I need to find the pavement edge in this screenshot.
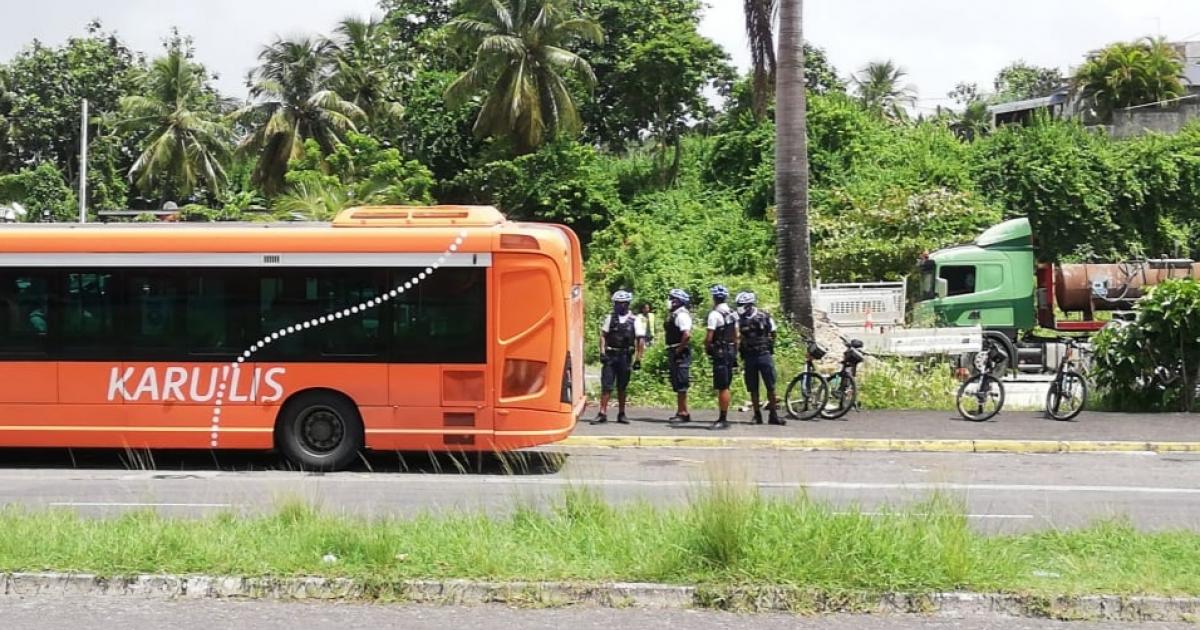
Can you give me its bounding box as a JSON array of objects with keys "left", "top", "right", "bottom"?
[
  {"left": 3, "top": 573, "right": 1200, "bottom": 622},
  {"left": 560, "top": 435, "right": 1200, "bottom": 454}
]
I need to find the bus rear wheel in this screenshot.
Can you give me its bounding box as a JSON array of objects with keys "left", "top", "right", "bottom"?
[{"left": 277, "top": 393, "right": 364, "bottom": 471}]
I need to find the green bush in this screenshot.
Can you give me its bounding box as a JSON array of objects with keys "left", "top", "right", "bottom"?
[
  {"left": 812, "top": 188, "right": 1001, "bottom": 283},
  {"left": 1091, "top": 279, "right": 1200, "bottom": 412},
  {"left": 443, "top": 140, "right": 624, "bottom": 243},
  {"left": 0, "top": 162, "right": 76, "bottom": 221}
]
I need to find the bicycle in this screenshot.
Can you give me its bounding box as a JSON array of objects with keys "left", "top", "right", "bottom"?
[
  {"left": 955, "top": 337, "right": 1007, "bottom": 421},
  {"left": 1045, "top": 337, "right": 1089, "bottom": 421},
  {"left": 821, "top": 338, "right": 865, "bottom": 420},
  {"left": 783, "top": 341, "right": 830, "bottom": 421}
]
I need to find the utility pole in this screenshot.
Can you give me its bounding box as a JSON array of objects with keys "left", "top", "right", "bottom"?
[{"left": 78, "top": 98, "right": 88, "bottom": 224}]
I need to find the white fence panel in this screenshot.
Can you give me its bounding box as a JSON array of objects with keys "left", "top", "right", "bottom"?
[{"left": 813, "top": 281, "right": 906, "bottom": 328}]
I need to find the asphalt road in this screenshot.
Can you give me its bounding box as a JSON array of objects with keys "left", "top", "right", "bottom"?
[
  {"left": 2, "top": 446, "right": 1200, "bottom": 532},
  {"left": 578, "top": 408, "right": 1200, "bottom": 443},
  {"left": 1, "top": 598, "right": 1194, "bottom": 630}
]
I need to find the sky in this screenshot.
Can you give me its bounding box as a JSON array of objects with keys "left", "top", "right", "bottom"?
[{"left": 2, "top": 0, "right": 1200, "bottom": 113}]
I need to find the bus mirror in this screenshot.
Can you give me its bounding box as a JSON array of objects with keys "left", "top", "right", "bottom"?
[{"left": 936, "top": 278, "right": 949, "bottom": 299}]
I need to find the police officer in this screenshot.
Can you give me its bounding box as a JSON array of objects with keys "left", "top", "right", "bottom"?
[
  {"left": 736, "top": 291, "right": 784, "bottom": 425},
  {"left": 705, "top": 285, "right": 739, "bottom": 431},
  {"left": 594, "top": 290, "right": 645, "bottom": 425},
  {"left": 664, "top": 288, "right": 693, "bottom": 424}
]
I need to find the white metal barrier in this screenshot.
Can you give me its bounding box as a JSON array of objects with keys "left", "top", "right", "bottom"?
[{"left": 813, "top": 280, "right": 906, "bottom": 329}]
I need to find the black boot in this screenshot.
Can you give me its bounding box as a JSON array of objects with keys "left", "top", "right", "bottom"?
[
  {"left": 669, "top": 413, "right": 691, "bottom": 424},
  {"left": 616, "top": 412, "right": 630, "bottom": 425},
  {"left": 711, "top": 413, "right": 731, "bottom": 431},
  {"left": 752, "top": 409, "right": 764, "bottom": 425},
  {"left": 768, "top": 409, "right": 786, "bottom": 426},
  {"left": 591, "top": 412, "right": 608, "bottom": 425}
]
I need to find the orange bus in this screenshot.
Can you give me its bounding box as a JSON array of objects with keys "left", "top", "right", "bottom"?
[{"left": 0, "top": 205, "right": 585, "bottom": 470}]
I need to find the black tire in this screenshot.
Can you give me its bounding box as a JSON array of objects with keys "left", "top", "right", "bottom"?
[
  {"left": 967, "top": 333, "right": 1013, "bottom": 378},
  {"left": 956, "top": 374, "right": 1005, "bottom": 422},
  {"left": 1045, "top": 370, "right": 1088, "bottom": 421},
  {"left": 277, "top": 393, "right": 364, "bottom": 471},
  {"left": 784, "top": 371, "right": 828, "bottom": 421},
  {"left": 820, "top": 373, "right": 857, "bottom": 420}
]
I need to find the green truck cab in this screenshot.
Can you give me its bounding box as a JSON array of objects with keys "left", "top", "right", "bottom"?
[{"left": 912, "top": 218, "right": 1036, "bottom": 336}]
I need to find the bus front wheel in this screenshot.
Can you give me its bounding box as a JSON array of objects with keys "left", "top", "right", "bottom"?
[{"left": 277, "top": 392, "right": 364, "bottom": 471}]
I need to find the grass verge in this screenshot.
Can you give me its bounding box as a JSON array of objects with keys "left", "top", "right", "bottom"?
[{"left": 2, "top": 485, "right": 1199, "bottom": 597}]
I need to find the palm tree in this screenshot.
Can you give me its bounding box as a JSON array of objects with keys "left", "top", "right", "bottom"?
[
  {"left": 236, "top": 37, "right": 365, "bottom": 195},
  {"left": 1073, "top": 37, "right": 1186, "bottom": 121},
  {"left": 330, "top": 16, "right": 404, "bottom": 130},
  {"left": 744, "top": 0, "right": 777, "bottom": 120},
  {"left": 774, "top": 0, "right": 813, "bottom": 330},
  {"left": 444, "top": 0, "right": 604, "bottom": 154},
  {"left": 853, "top": 60, "right": 918, "bottom": 121},
  {"left": 116, "top": 47, "right": 233, "bottom": 200}
]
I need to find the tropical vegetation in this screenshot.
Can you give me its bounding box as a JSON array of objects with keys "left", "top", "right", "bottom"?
[{"left": 0, "top": 7, "right": 1198, "bottom": 406}]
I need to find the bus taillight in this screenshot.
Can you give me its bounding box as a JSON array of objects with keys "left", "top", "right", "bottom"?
[{"left": 561, "top": 352, "right": 573, "bottom": 404}]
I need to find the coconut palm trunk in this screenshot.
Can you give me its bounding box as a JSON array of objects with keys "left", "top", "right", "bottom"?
[{"left": 774, "top": 0, "right": 813, "bottom": 330}]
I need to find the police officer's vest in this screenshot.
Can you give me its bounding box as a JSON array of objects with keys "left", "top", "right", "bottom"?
[
  {"left": 712, "top": 306, "right": 738, "bottom": 359},
  {"left": 605, "top": 313, "right": 636, "bottom": 352},
  {"left": 739, "top": 309, "right": 774, "bottom": 356},
  {"left": 665, "top": 308, "right": 687, "bottom": 346}
]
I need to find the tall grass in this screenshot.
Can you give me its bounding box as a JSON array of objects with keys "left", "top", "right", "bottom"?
[{"left": 1, "top": 486, "right": 1199, "bottom": 596}]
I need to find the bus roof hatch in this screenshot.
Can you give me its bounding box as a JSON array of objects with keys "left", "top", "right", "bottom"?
[{"left": 332, "top": 205, "right": 506, "bottom": 228}]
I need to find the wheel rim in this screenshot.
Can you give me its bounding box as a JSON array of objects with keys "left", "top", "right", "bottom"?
[
  {"left": 1050, "top": 375, "right": 1085, "bottom": 418},
  {"left": 298, "top": 405, "right": 345, "bottom": 454},
  {"left": 959, "top": 377, "right": 1002, "bottom": 420},
  {"left": 787, "top": 375, "right": 817, "bottom": 416}
]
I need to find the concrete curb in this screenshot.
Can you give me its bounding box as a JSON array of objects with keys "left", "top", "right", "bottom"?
[
  {"left": 561, "top": 435, "right": 1200, "bottom": 454},
  {"left": 3, "top": 573, "right": 1200, "bottom": 622}
]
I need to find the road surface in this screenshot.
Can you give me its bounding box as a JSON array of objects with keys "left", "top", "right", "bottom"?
[
  {"left": 2, "top": 446, "right": 1200, "bottom": 532},
  {"left": 576, "top": 408, "right": 1200, "bottom": 443},
  {"left": 0, "top": 598, "right": 1193, "bottom": 630}
]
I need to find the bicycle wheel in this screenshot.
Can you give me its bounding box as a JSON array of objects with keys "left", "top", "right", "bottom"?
[
  {"left": 1045, "top": 370, "right": 1087, "bottom": 421},
  {"left": 956, "top": 374, "right": 1005, "bottom": 422},
  {"left": 820, "top": 373, "right": 857, "bottom": 420},
  {"left": 784, "top": 371, "right": 828, "bottom": 421}
]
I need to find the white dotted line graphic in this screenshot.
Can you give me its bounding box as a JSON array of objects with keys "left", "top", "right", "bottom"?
[{"left": 208, "top": 230, "right": 469, "bottom": 448}]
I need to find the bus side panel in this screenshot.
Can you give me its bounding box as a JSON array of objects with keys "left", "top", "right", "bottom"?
[{"left": 491, "top": 253, "right": 573, "bottom": 449}]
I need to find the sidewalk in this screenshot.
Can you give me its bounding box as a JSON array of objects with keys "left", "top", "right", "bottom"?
[{"left": 565, "top": 407, "right": 1200, "bottom": 453}]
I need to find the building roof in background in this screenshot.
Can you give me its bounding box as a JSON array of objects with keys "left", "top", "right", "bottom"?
[
  {"left": 987, "top": 91, "right": 1068, "bottom": 116},
  {"left": 1181, "top": 41, "right": 1200, "bottom": 86}
]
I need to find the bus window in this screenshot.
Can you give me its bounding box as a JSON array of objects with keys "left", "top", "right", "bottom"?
[
  {"left": 318, "top": 271, "right": 385, "bottom": 358},
  {"left": 0, "top": 271, "right": 49, "bottom": 354},
  {"left": 186, "top": 273, "right": 244, "bottom": 356},
  {"left": 939, "top": 265, "right": 977, "bottom": 297},
  {"left": 393, "top": 268, "right": 486, "bottom": 364},
  {"left": 61, "top": 272, "right": 116, "bottom": 355},
  {"left": 127, "top": 273, "right": 181, "bottom": 353}
]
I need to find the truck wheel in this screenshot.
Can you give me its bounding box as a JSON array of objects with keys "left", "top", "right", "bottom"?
[
  {"left": 277, "top": 393, "right": 364, "bottom": 471},
  {"left": 968, "top": 333, "right": 1013, "bottom": 378}
]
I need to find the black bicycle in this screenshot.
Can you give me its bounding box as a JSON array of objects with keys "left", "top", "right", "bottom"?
[
  {"left": 1045, "top": 337, "right": 1088, "bottom": 421},
  {"left": 784, "top": 341, "right": 829, "bottom": 421},
  {"left": 821, "top": 339, "right": 864, "bottom": 420},
  {"left": 955, "top": 337, "right": 1008, "bottom": 421}
]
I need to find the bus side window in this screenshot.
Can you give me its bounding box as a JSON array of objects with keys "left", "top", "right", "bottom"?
[
  {"left": 126, "top": 273, "right": 181, "bottom": 353},
  {"left": 0, "top": 271, "right": 49, "bottom": 355},
  {"left": 392, "top": 268, "right": 485, "bottom": 364},
  {"left": 61, "top": 272, "right": 116, "bottom": 353}
]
